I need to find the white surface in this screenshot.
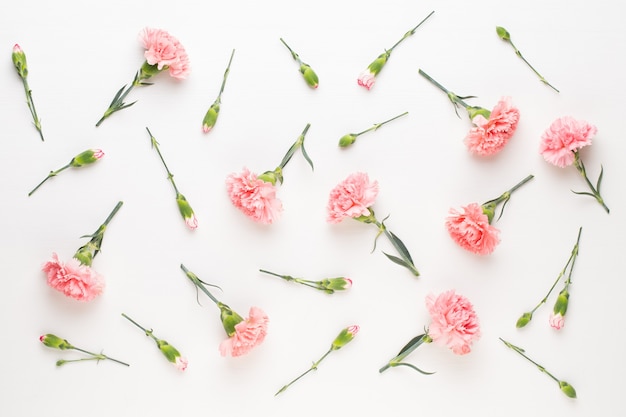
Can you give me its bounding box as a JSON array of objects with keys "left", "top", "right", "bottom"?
[{"left": 2, "top": 0, "right": 625, "bottom": 415}]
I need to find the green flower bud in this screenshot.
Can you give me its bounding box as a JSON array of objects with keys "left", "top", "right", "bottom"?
[
  {"left": 338, "top": 134, "right": 357, "bottom": 147},
  {"left": 300, "top": 64, "right": 319, "bottom": 89},
  {"left": 219, "top": 303, "right": 244, "bottom": 337},
  {"left": 368, "top": 52, "right": 390, "bottom": 76},
  {"left": 176, "top": 193, "right": 198, "bottom": 230},
  {"left": 516, "top": 312, "right": 532, "bottom": 328},
  {"left": 553, "top": 289, "right": 569, "bottom": 315},
  {"left": 40, "top": 334, "right": 72, "bottom": 350},
  {"left": 323, "top": 278, "right": 352, "bottom": 292},
  {"left": 559, "top": 380, "right": 577, "bottom": 398},
  {"left": 331, "top": 325, "right": 359, "bottom": 350},
  {"left": 70, "top": 149, "right": 105, "bottom": 167},
  {"left": 12, "top": 44, "right": 28, "bottom": 79},
  {"left": 496, "top": 26, "right": 511, "bottom": 41},
  {"left": 202, "top": 103, "right": 220, "bottom": 133}
]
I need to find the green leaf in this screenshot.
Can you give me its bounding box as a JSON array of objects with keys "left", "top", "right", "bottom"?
[
  {"left": 571, "top": 190, "right": 595, "bottom": 197},
  {"left": 394, "top": 362, "right": 436, "bottom": 375},
  {"left": 382, "top": 252, "right": 418, "bottom": 277},
  {"left": 396, "top": 334, "right": 426, "bottom": 356},
  {"left": 596, "top": 165, "right": 604, "bottom": 192},
  {"left": 386, "top": 230, "right": 413, "bottom": 263},
  {"left": 301, "top": 143, "right": 314, "bottom": 171}
]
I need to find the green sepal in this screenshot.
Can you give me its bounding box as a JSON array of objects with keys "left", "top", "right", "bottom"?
[
  {"left": 338, "top": 134, "right": 357, "bottom": 147},
  {"left": 516, "top": 312, "right": 532, "bottom": 328},
  {"left": 202, "top": 102, "right": 220, "bottom": 131},
  {"left": 368, "top": 52, "right": 390, "bottom": 75},
  {"left": 496, "top": 26, "right": 511, "bottom": 41},
  {"left": 219, "top": 303, "right": 244, "bottom": 336},
  {"left": 559, "top": 381, "right": 577, "bottom": 398},
  {"left": 300, "top": 64, "right": 319, "bottom": 88}
]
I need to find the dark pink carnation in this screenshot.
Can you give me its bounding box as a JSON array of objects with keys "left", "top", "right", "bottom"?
[
  {"left": 539, "top": 116, "right": 596, "bottom": 168},
  {"left": 426, "top": 290, "right": 481, "bottom": 355},
  {"left": 445, "top": 203, "right": 500, "bottom": 255},
  {"left": 464, "top": 97, "right": 520, "bottom": 156},
  {"left": 42, "top": 253, "right": 104, "bottom": 302},
  {"left": 226, "top": 168, "right": 283, "bottom": 224},
  {"left": 139, "top": 27, "right": 190, "bottom": 79},
  {"left": 327, "top": 172, "right": 379, "bottom": 223},
  {"left": 219, "top": 307, "right": 269, "bottom": 357}
]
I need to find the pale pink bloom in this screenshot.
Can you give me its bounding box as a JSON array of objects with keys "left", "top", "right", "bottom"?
[
  {"left": 93, "top": 149, "right": 105, "bottom": 159},
  {"left": 185, "top": 214, "right": 198, "bottom": 230},
  {"left": 445, "top": 203, "right": 500, "bottom": 255},
  {"left": 327, "top": 172, "right": 379, "bottom": 223},
  {"left": 13, "top": 44, "right": 22, "bottom": 54},
  {"left": 464, "top": 97, "right": 520, "bottom": 156},
  {"left": 357, "top": 70, "right": 376, "bottom": 90},
  {"left": 139, "top": 27, "right": 190, "bottom": 79},
  {"left": 225, "top": 168, "right": 283, "bottom": 224},
  {"left": 549, "top": 312, "right": 565, "bottom": 330},
  {"left": 426, "top": 290, "right": 481, "bottom": 355},
  {"left": 219, "top": 306, "right": 269, "bottom": 357},
  {"left": 539, "top": 116, "right": 596, "bottom": 168},
  {"left": 42, "top": 253, "right": 104, "bottom": 302},
  {"left": 175, "top": 356, "right": 189, "bottom": 371}
]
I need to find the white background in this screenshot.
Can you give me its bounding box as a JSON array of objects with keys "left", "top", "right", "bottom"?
[{"left": 2, "top": 0, "right": 625, "bottom": 415}]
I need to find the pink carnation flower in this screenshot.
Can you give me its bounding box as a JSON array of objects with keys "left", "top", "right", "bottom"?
[
  {"left": 357, "top": 70, "right": 376, "bottom": 90},
  {"left": 445, "top": 203, "right": 500, "bottom": 255},
  {"left": 327, "top": 172, "right": 379, "bottom": 223},
  {"left": 219, "top": 307, "right": 269, "bottom": 357},
  {"left": 175, "top": 356, "right": 189, "bottom": 371},
  {"left": 42, "top": 253, "right": 104, "bottom": 302},
  {"left": 139, "top": 27, "right": 190, "bottom": 79},
  {"left": 464, "top": 97, "right": 520, "bottom": 156},
  {"left": 426, "top": 290, "right": 481, "bottom": 355},
  {"left": 549, "top": 312, "right": 565, "bottom": 330},
  {"left": 539, "top": 116, "right": 596, "bottom": 168},
  {"left": 225, "top": 168, "right": 283, "bottom": 224}
]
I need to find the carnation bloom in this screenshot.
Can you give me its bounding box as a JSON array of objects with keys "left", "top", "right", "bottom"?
[
  {"left": 539, "top": 116, "right": 596, "bottom": 168},
  {"left": 445, "top": 203, "right": 500, "bottom": 255},
  {"left": 219, "top": 306, "right": 269, "bottom": 357},
  {"left": 326, "top": 172, "right": 379, "bottom": 223},
  {"left": 42, "top": 253, "right": 104, "bottom": 302},
  {"left": 464, "top": 97, "right": 520, "bottom": 156},
  {"left": 226, "top": 168, "right": 283, "bottom": 224},
  {"left": 425, "top": 290, "right": 481, "bottom": 355},
  {"left": 139, "top": 27, "right": 190, "bottom": 79},
  {"left": 549, "top": 312, "right": 565, "bottom": 330},
  {"left": 175, "top": 356, "right": 189, "bottom": 371},
  {"left": 357, "top": 69, "right": 376, "bottom": 90}
]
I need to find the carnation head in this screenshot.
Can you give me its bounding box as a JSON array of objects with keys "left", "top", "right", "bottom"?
[
  {"left": 139, "top": 27, "right": 190, "bottom": 79},
  {"left": 326, "top": 172, "right": 379, "bottom": 223},
  {"left": 464, "top": 97, "right": 520, "bottom": 156},
  {"left": 445, "top": 203, "right": 500, "bottom": 255},
  {"left": 539, "top": 116, "right": 596, "bottom": 168},
  {"left": 425, "top": 290, "right": 480, "bottom": 355},
  {"left": 331, "top": 325, "right": 359, "bottom": 350},
  {"left": 42, "top": 253, "right": 105, "bottom": 302},
  {"left": 219, "top": 306, "right": 269, "bottom": 357},
  {"left": 226, "top": 168, "right": 283, "bottom": 224}
]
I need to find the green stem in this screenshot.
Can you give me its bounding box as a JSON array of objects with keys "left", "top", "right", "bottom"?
[
  {"left": 146, "top": 127, "right": 180, "bottom": 195},
  {"left": 505, "top": 38, "right": 559, "bottom": 93},
  {"left": 215, "top": 49, "right": 235, "bottom": 103},
  {"left": 499, "top": 338, "right": 559, "bottom": 383},
  {"left": 418, "top": 68, "right": 473, "bottom": 114},
  {"left": 355, "top": 111, "right": 408, "bottom": 137},
  {"left": 572, "top": 152, "right": 609, "bottom": 213},
  {"left": 28, "top": 163, "right": 71, "bottom": 196},
  {"left": 21, "top": 77, "right": 44, "bottom": 141},
  {"left": 121, "top": 313, "right": 159, "bottom": 343},
  {"left": 279, "top": 38, "right": 301, "bottom": 64},
  {"left": 180, "top": 263, "right": 221, "bottom": 305},
  {"left": 101, "top": 201, "right": 124, "bottom": 228},
  {"left": 563, "top": 227, "right": 582, "bottom": 290},
  {"left": 387, "top": 11, "right": 435, "bottom": 52},
  {"left": 482, "top": 174, "right": 534, "bottom": 223},
  {"left": 70, "top": 346, "right": 130, "bottom": 367},
  {"left": 275, "top": 348, "right": 333, "bottom": 396}
]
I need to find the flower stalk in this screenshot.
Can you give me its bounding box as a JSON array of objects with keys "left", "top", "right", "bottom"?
[
  {"left": 28, "top": 149, "right": 105, "bottom": 196},
  {"left": 280, "top": 38, "right": 319, "bottom": 88},
  {"left": 480, "top": 174, "right": 534, "bottom": 224},
  {"left": 516, "top": 227, "right": 582, "bottom": 328},
  {"left": 275, "top": 325, "right": 358, "bottom": 396},
  {"left": 202, "top": 49, "right": 235, "bottom": 133},
  {"left": 12, "top": 44, "right": 44, "bottom": 141},
  {"left": 259, "top": 269, "right": 351, "bottom": 294},
  {"left": 496, "top": 26, "right": 559, "bottom": 93},
  {"left": 73, "top": 201, "right": 123, "bottom": 266},
  {"left": 418, "top": 69, "right": 484, "bottom": 118},
  {"left": 40, "top": 334, "right": 129, "bottom": 367},
  {"left": 259, "top": 123, "right": 314, "bottom": 185},
  {"left": 338, "top": 111, "right": 408, "bottom": 147},
  {"left": 572, "top": 152, "right": 609, "bottom": 213},
  {"left": 499, "top": 337, "right": 576, "bottom": 398},
  {"left": 146, "top": 127, "right": 198, "bottom": 229}
]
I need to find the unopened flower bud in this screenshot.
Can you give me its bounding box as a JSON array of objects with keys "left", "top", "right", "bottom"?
[
  {"left": 338, "top": 134, "right": 357, "bottom": 147},
  {"left": 202, "top": 102, "right": 220, "bottom": 133},
  {"left": 324, "top": 277, "right": 352, "bottom": 292},
  {"left": 516, "top": 312, "right": 532, "bottom": 328},
  {"left": 331, "top": 325, "right": 359, "bottom": 350},
  {"left": 176, "top": 193, "right": 198, "bottom": 230},
  {"left": 368, "top": 52, "right": 389, "bottom": 76},
  {"left": 40, "top": 334, "right": 72, "bottom": 350},
  {"left": 553, "top": 289, "right": 569, "bottom": 316},
  {"left": 300, "top": 64, "right": 319, "bottom": 89},
  {"left": 559, "top": 380, "right": 577, "bottom": 398},
  {"left": 70, "top": 149, "right": 105, "bottom": 167},
  {"left": 496, "top": 26, "right": 511, "bottom": 41},
  {"left": 12, "top": 44, "right": 28, "bottom": 79},
  {"left": 157, "top": 340, "right": 188, "bottom": 371}
]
